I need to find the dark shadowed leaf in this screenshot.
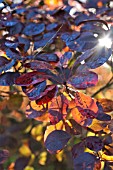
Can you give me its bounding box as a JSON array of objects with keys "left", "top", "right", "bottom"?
[
  {"left": 0, "top": 134, "right": 17, "bottom": 148},
  {"left": 45, "top": 130, "right": 71, "bottom": 152},
  {"left": 34, "top": 32, "right": 55, "bottom": 49},
  {"left": 96, "top": 102, "right": 111, "bottom": 121},
  {"left": 49, "top": 109, "right": 63, "bottom": 125},
  {"left": 104, "top": 162, "right": 112, "bottom": 170},
  {"left": 0, "top": 58, "right": 16, "bottom": 73},
  {"left": 18, "top": 36, "right": 30, "bottom": 52},
  {"left": 103, "top": 135, "right": 112, "bottom": 145},
  {"left": 72, "top": 142, "right": 85, "bottom": 159},
  {"left": 14, "top": 157, "right": 30, "bottom": 170},
  {"left": 73, "top": 152, "right": 98, "bottom": 170},
  {"left": 23, "top": 22, "right": 45, "bottom": 36},
  {"left": 35, "top": 53, "right": 59, "bottom": 63},
  {"left": 15, "top": 71, "right": 46, "bottom": 86},
  {"left": 0, "top": 56, "right": 11, "bottom": 67},
  {"left": 68, "top": 71, "right": 98, "bottom": 89},
  {"left": 108, "top": 119, "right": 113, "bottom": 133},
  {"left": 85, "top": 136, "right": 103, "bottom": 152},
  {"left": 9, "top": 22, "right": 23, "bottom": 35},
  {"left": 0, "top": 150, "right": 9, "bottom": 164},
  {"left": 0, "top": 72, "right": 20, "bottom": 86}
]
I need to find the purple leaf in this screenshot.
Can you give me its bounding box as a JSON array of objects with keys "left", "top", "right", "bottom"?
[
  {"left": 96, "top": 102, "right": 111, "bottom": 121},
  {"left": 68, "top": 71, "right": 98, "bottom": 89},
  {"left": 14, "top": 157, "right": 30, "bottom": 170},
  {"left": 24, "top": 60, "right": 53, "bottom": 70},
  {"left": 3, "top": 19, "right": 18, "bottom": 27},
  {"left": 18, "top": 36, "right": 30, "bottom": 52},
  {"left": 72, "top": 142, "right": 85, "bottom": 159},
  {"left": 22, "top": 81, "right": 46, "bottom": 100},
  {"left": 60, "top": 52, "right": 72, "bottom": 66},
  {"left": 85, "top": 136, "right": 103, "bottom": 152},
  {"left": 0, "top": 59, "right": 16, "bottom": 73},
  {"left": 34, "top": 32, "right": 55, "bottom": 49},
  {"left": 0, "top": 72, "right": 20, "bottom": 86},
  {"left": 35, "top": 53, "right": 59, "bottom": 63},
  {"left": 85, "top": 47, "right": 112, "bottom": 69},
  {"left": 49, "top": 109, "right": 63, "bottom": 124},
  {"left": 9, "top": 22, "right": 23, "bottom": 35},
  {"left": 45, "top": 130, "right": 71, "bottom": 152},
  {"left": 0, "top": 150, "right": 9, "bottom": 164},
  {"left": 74, "top": 152, "right": 98, "bottom": 170},
  {"left": 0, "top": 56, "right": 10, "bottom": 67},
  {"left": 5, "top": 48, "right": 21, "bottom": 60},
  {"left": 46, "top": 23, "right": 58, "bottom": 31},
  {"left": 23, "top": 22, "right": 45, "bottom": 36}
]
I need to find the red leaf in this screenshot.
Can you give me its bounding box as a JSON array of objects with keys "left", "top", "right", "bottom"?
[
  {"left": 24, "top": 60, "right": 53, "bottom": 70},
  {"left": 36, "top": 85, "right": 57, "bottom": 105},
  {"left": 15, "top": 71, "right": 46, "bottom": 86}
]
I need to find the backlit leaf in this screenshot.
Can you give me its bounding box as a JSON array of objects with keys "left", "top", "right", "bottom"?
[
  {"left": 36, "top": 85, "right": 57, "bottom": 105},
  {"left": 97, "top": 99, "right": 113, "bottom": 112}
]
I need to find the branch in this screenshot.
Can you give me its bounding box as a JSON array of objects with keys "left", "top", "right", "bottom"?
[{"left": 91, "top": 76, "right": 113, "bottom": 98}]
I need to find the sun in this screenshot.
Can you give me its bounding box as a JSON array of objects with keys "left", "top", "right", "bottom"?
[{"left": 98, "top": 36, "right": 112, "bottom": 49}]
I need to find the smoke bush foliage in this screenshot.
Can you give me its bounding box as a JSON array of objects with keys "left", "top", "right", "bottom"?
[{"left": 0, "top": 0, "right": 113, "bottom": 169}]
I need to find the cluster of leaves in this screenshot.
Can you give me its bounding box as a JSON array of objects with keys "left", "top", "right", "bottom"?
[{"left": 0, "top": 0, "right": 113, "bottom": 169}]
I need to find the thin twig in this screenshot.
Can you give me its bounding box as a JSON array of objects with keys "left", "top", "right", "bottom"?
[
  {"left": 33, "top": 23, "right": 64, "bottom": 59},
  {"left": 91, "top": 76, "right": 113, "bottom": 97}
]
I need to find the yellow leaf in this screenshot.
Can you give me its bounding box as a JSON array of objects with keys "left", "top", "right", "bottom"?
[
  {"left": 39, "top": 151, "right": 47, "bottom": 165},
  {"left": 24, "top": 166, "right": 34, "bottom": 170},
  {"left": 56, "top": 150, "right": 63, "bottom": 162},
  {"left": 19, "top": 144, "right": 31, "bottom": 157}
]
